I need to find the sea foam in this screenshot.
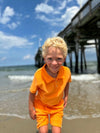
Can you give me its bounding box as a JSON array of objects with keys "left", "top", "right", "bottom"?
[
  {"left": 0, "top": 113, "right": 30, "bottom": 119},
  {"left": 64, "top": 113, "right": 100, "bottom": 120},
  {"left": 8, "top": 75, "right": 33, "bottom": 81},
  {"left": 71, "top": 74, "right": 99, "bottom": 81},
  {"left": 1, "top": 113, "right": 100, "bottom": 120}
]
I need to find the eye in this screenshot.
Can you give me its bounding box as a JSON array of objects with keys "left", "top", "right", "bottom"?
[
  {"left": 47, "top": 57, "right": 52, "bottom": 61},
  {"left": 57, "top": 58, "right": 63, "bottom": 62}
]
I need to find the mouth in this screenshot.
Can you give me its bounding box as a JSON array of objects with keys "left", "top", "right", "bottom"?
[{"left": 51, "top": 67, "right": 59, "bottom": 72}]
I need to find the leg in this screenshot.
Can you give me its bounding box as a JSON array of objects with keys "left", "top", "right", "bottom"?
[
  {"left": 39, "top": 125, "right": 48, "bottom": 133},
  {"left": 50, "top": 109, "right": 63, "bottom": 133},
  {"left": 34, "top": 100, "right": 49, "bottom": 130},
  {"left": 52, "top": 126, "right": 61, "bottom": 133}
]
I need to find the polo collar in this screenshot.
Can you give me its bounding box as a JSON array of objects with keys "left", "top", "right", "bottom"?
[{"left": 41, "top": 64, "right": 64, "bottom": 83}]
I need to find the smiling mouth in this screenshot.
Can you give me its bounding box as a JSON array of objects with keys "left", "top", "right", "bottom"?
[
  {"left": 51, "top": 67, "right": 59, "bottom": 72},
  {"left": 52, "top": 67, "right": 58, "bottom": 69}
]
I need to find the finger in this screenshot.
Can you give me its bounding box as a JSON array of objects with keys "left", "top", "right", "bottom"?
[
  {"left": 64, "top": 102, "right": 67, "bottom": 108},
  {"left": 33, "top": 114, "right": 36, "bottom": 120}
]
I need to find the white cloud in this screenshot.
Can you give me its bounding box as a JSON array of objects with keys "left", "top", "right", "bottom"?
[
  {"left": 7, "top": 22, "right": 20, "bottom": 29},
  {"left": 35, "top": 0, "right": 68, "bottom": 16},
  {"left": 61, "top": 6, "right": 79, "bottom": 26},
  {"left": 58, "top": 0, "right": 67, "bottom": 10},
  {"left": 23, "top": 54, "right": 34, "bottom": 60},
  {"left": 36, "top": 14, "right": 50, "bottom": 22},
  {"left": 35, "top": 3, "right": 61, "bottom": 15},
  {"left": 0, "top": 31, "right": 33, "bottom": 49},
  {"left": 35, "top": 1, "right": 80, "bottom": 28},
  {"left": 0, "top": 6, "right": 15, "bottom": 24},
  {"left": 36, "top": 5, "right": 79, "bottom": 28},
  {"left": 36, "top": 14, "right": 59, "bottom": 26},
  {"left": 0, "top": 6, "right": 21, "bottom": 29},
  {"left": 35, "top": 3, "right": 54, "bottom": 14},
  {"left": 3, "top": 6, "right": 14, "bottom": 17}
]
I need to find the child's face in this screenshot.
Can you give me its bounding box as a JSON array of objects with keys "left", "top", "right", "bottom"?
[{"left": 44, "top": 46, "right": 65, "bottom": 74}]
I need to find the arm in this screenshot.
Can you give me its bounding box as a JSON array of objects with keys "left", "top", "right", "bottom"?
[
  {"left": 28, "top": 92, "right": 36, "bottom": 120},
  {"left": 63, "top": 83, "right": 69, "bottom": 108}
]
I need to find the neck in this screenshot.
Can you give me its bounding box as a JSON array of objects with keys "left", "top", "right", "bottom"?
[{"left": 45, "top": 65, "right": 58, "bottom": 78}]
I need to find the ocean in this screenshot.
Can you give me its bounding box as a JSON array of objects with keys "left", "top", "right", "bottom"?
[{"left": 0, "top": 62, "right": 100, "bottom": 120}]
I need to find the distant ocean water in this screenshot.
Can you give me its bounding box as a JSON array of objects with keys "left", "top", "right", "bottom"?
[{"left": 0, "top": 62, "right": 100, "bottom": 120}]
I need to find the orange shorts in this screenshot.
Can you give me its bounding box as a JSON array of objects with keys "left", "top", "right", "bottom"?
[{"left": 34, "top": 99, "right": 64, "bottom": 129}]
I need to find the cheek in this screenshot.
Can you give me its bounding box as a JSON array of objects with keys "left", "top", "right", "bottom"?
[{"left": 58, "top": 62, "right": 64, "bottom": 65}]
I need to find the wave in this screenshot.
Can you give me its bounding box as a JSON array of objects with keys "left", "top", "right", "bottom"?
[
  {"left": 71, "top": 74, "right": 100, "bottom": 81},
  {"left": 0, "top": 112, "right": 100, "bottom": 120},
  {"left": 64, "top": 113, "right": 100, "bottom": 120},
  {"left": 0, "top": 113, "right": 29, "bottom": 119},
  {"left": 8, "top": 75, "right": 33, "bottom": 81},
  {"left": 8, "top": 74, "right": 100, "bottom": 82},
  {"left": 92, "top": 80, "right": 100, "bottom": 83}
]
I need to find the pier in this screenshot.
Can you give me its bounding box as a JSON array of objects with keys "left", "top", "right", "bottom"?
[{"left": 58, "top": 0, "right": 100, "bottom": 74}]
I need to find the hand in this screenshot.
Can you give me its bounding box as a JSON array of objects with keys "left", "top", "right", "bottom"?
[
  {"left": 63, "top": 97, "right": 68, "bottom": 108},
  {"left": 29, "top": 110, "right": 36, "bottom": 120}
]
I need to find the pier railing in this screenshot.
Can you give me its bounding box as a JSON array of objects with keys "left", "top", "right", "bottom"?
[{"left": 72, "top": 0, "right": 100, "bottom": 27}]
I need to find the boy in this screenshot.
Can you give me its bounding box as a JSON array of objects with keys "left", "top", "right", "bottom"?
[{"left": 29, "top": 37, "right": 71, "bottom": 133}]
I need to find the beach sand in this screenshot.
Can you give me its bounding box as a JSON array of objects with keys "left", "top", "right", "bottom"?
[{"left": 0, "top": 116, "right": 100, "bottom": 133}]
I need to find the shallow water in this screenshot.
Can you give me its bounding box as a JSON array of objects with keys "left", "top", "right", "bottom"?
[{"left": 0, "top": 64, "right": 100, "bottom": 120}]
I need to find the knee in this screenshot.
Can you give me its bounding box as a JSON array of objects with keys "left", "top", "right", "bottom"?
[{"left": 39, "top": 125, "right": 48, "bottom": 133}]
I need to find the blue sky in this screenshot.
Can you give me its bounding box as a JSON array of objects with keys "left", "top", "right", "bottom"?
[{"left": 0, "top": 0, "right": 96, "bottom": 66}]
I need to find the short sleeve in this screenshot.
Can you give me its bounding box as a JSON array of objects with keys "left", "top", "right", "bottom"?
[
  {"left": 69, "top": 74, "right": 72, "bottom": 82},
  {"left": 30, "top": 76, "right": 38, "bottom": 93}
]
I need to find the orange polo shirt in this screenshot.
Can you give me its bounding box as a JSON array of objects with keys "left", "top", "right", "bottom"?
[{"left": 30, "top": 64, "right": 71, "bottom": 106}]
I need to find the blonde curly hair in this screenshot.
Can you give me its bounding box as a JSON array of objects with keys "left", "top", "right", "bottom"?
[{"left": 42, "top": 36, "right": 68, "bottom": 58}]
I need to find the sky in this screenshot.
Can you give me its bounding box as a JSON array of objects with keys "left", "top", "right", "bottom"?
[{"left": 0, "top": 0, "right": 97, "bottom": 66}]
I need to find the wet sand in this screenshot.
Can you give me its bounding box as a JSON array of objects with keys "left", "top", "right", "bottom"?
[{"left": 0, "top": 116, "right": 100, "bottom": 133}]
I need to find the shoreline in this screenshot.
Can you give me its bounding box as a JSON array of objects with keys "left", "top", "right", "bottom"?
[{"left": 0, "top": 116, "right": 100, "bottom": 133}]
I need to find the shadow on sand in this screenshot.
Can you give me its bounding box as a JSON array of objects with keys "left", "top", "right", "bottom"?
[{"left": 36, "top": 129, "right": 52, "bottom": 133}]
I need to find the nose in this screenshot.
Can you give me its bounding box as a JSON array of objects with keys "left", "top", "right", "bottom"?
[{"left": 52, "top": 59, "right": 57, "bottom": 65}]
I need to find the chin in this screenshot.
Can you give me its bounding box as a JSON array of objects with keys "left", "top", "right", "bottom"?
[{"left": 51, "top": 70, "right": 59, "bottom": 74}]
